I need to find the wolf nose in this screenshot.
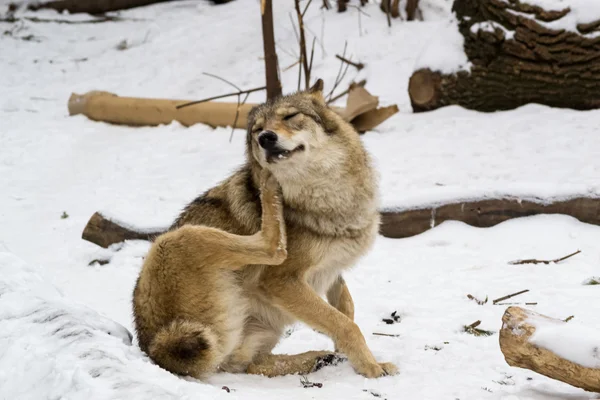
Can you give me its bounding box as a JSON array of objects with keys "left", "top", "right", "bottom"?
[{"left": 258, "top": 131, "right": 278, "bottom": 150}]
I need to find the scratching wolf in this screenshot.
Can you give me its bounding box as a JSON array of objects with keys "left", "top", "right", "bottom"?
[{"left": 133, "top": 80, "right": 397, "bottom": 379}]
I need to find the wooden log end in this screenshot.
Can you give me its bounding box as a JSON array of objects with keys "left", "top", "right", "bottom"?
[
  {"left": 82, "top": 211, "right": 165, "bottom": 249},
  {"left": 408, "top": 68, "right": 441, "bottom": 112}
]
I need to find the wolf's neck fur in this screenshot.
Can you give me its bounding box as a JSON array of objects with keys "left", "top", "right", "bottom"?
[{"left": 249, "top": 144, "right": 379, "bottom": 237}]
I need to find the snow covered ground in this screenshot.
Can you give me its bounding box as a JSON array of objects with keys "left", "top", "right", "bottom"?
[{"left": 1, "top": 1, "right": 600, "bottom": 399}]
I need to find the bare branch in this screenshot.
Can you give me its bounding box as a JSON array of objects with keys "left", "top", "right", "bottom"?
[
  {"left": 176, "top": 87, "right": 266, "bottom": 110},
  {"left": 493, "top": 289, "right": 529, "bottom": 305},
  {"left": 508, "top": 250, "right": 581, "bottom": 265},
  {"left": 335, "top": 54, "right": 364, "bottom": 70}
]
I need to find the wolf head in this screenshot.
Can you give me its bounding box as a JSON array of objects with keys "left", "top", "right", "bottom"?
[{"left": 246, "top": 79, "right": 364, "bottom": 183}]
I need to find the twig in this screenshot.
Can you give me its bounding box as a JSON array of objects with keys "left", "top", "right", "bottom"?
[
  {"left": 322, "top": 0, "right": 330, "bottom": 9},
  {"left": 300, "top": 375, "right": 323, "bottom": 388},
  {"left": 283, "top": 59, "right": 301, "bottom": 72},
  {"left": 467, "top": 294, "right": 488, "bottom": 305},
  {"left": 464, "top": 320, "right": 494, "bottom": 337},
  {"left": 326, "top": 79, "right": 366, "bottom": 104},
  {"left": 176, "top": 87, "right": 266, "bottom": 109},
  {"left": 307, "top": 37, "right": 316, "bottom": 86},
  {"left": 509, "top": 250, "right": 581, "bottom": 265},
  {"left": 492, "top": 289, "right": 529, "bottom": 305},
  {"left": 294, "top": 0, "right": 311, "bottom": 89},
  {"left": 564, "top": 315, "right": 575, "bottom": 322},
  {"left": 325, "top": 41, "right": 350, "bottom": 102},
  {"left": 202, "top": 72, "right": 241, "bottom": 91},
  {"left": 495, "top": 302, "right": 538, "bottom": 306},
  {"left": 302, "top": 0, "right": 313, "bottom": 18},
  {"left": 373, "top": 332, "right": 400, "bottom": 337},
  {"left": 335, "top": 54, "right": 364, "bottom": 70}
]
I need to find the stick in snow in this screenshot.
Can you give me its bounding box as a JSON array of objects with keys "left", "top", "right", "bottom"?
[
  {"left": 492, "top": 289, "right": 529, "bottom": 305},
  {"left": 508, "top": 250, "right": 581, "bottom": 265}
]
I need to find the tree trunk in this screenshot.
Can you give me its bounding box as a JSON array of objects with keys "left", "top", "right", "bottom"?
[
  {"left": 28, "top": 0, "right": 177, "bottom": 14},
  {"left": 405, "top": 0, "right": 419, "bottom": 21},
  {"left": 500, "top": 307, "right": 600, "bottom": 393},
  {"left": 260, "top": 0, "right": 282, "bottom": 100},
  {"left": 409, "top": 0, "right": 600, "bottom": 112}
]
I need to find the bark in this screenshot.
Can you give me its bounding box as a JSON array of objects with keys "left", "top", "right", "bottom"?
[
  {"left": 83, "top": 196, "right": 600, "bottom": 248},
  {"left": 409, "top": 0, "right": 600, "bottom": 112},
  {"left": 260, "top": 0, "right": 282, "bottom": 100},
  {"left": 500, "top": 307, "right": 600, "bottom": 393},
  {"left": 380, "top": 196, "right": 600, "bottom": 239},
  {"left": 28, "top": 0, "right": 177, "bottom": 14}
]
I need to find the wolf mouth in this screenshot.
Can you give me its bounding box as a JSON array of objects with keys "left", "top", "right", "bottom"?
[{"left": 266, "top": 144, "right": 305, "bottom": 163}]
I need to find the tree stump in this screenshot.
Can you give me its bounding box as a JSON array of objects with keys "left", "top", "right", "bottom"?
[
  {"left": 500, "top": 307, "right": 600, "bottom": 393},
  {"left": 409, "top": 0, "right": 600, "bottom": 112}
]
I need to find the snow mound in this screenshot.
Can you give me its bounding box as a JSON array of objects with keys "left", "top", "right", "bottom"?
[{"left": 0, "top": 252, "right": 219, "bottom": 399}]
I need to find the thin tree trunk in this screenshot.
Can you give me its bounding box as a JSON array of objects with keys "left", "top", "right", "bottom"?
[{"left": 260, "top": 0, "right": 282, "bottom": 100}]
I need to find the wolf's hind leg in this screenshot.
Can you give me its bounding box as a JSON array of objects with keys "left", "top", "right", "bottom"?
[
  {"left": 175, "top": 170, "right": 286, "bottom": 269},
  {"left": 246, "top": 351, "right": 346, "bottom": 377},
  {"left": 327, "top": 276, "right": 354, "bottom": 321}
]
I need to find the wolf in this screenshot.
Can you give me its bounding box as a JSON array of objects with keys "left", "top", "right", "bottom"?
[{"left": 132, "top": 79, "right": 397, "bottom": 379}]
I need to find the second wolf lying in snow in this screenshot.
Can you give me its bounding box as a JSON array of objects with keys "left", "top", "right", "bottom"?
[{"left": 133, "top": 79, "right": 397, "bottom": 379}]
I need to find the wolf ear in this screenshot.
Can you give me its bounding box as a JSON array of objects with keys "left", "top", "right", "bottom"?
[{"left": 309, "top": 79, "right": 324, "bottom": 95}]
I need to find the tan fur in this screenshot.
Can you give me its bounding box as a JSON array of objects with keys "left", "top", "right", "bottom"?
[{"left": 132, "top": 80, "right": 397, "bottom": 379}]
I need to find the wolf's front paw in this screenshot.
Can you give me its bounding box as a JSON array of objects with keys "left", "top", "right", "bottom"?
[{"left": 355, "top": 361, "right": 398, "bottom": 378}]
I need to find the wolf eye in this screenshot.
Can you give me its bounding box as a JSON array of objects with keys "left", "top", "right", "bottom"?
[
  {"left": 283, "top": 112, "right": 300, "bottom": 121},
  {"left": 252, "top": 126, "right": 263, "bottom": 134}
]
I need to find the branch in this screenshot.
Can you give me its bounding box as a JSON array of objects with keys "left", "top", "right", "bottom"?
[
  {"left": 335, "top": 54, "right": 364, "bottom": 70},
  {"left": 294, "top": 0, "right": 311, "bottom": 89},
  {"left": 509, "top": 250, "right": 581, "bottom": 265},
  {"left": 492, "top": 289, "right": 529, "bottom": 305},
  {"left": 326, "top": 79, "right": 366, "bottom": 104},
  {"left": 175, "top": 87, "right": 265, "bottom": 110}
]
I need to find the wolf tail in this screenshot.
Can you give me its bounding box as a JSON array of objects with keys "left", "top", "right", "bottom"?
[{"left": 148, "top": 320, "right": 220, "bottom": 378}]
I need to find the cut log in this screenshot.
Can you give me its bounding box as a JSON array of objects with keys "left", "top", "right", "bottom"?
[
  {"left": 500, "top": 307, "right": 600, "bottom": 393},
  {"left": 82, "top": 196, "right": 600, "bottom": 248},
  {"left": 68, "top": 86, "right": 398, "bottom": 132},
  {"left": 82, "top": 212, "right": 165, "bottom": 248},
  {"left": 409, "top": 0, "right": 600, "bottom": 112},
  {"left": 27, "top": 0, "right": 178, "bottom": 15}
]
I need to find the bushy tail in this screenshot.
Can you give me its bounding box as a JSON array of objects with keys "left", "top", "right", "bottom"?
[{"left": 148, "top": 320, "right": 219, "bottom": 378}]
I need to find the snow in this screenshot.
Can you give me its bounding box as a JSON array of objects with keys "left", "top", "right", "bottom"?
[
  {"left": 2, "top": 0, "right": 600, "bottom": 399},
  {"left": 529, "top": 316, "right": 600, "bottom": 369},
  {"left": 413, "top": 17, "right": 471, "bottom": 74}
]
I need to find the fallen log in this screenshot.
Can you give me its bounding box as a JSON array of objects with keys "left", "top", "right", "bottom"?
[
  {"left": 380, "top": 196, "right": 600, "bottom": 239},
  {"left": 500, "top": 306, "right": 600, "bottom": 393},
  {"left": 409, "top": 0, "right": 600, "bottom": 112},
  {"left": 68, "top": 85, "right": 398, "bottom": 133},
  {"left": 82, "top": 196, "right": 600, "bottom": 248},
  {"left": 27, "top": 0, "right": 178, "bottom": 15}
]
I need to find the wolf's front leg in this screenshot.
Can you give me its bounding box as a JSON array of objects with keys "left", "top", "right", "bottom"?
[
  {"left": 262, "top": 275, "right": 397, "bottom": 378},
  {"left": 257, "top": 169, "right": 287, "bottom": 262}
]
